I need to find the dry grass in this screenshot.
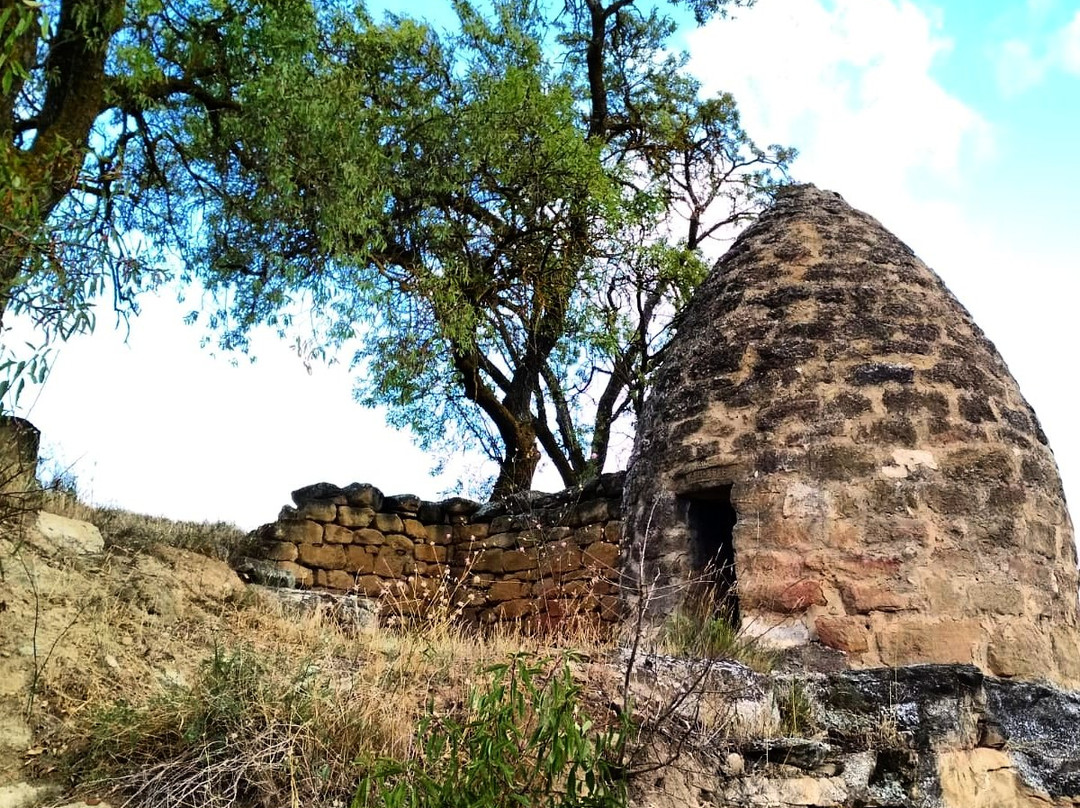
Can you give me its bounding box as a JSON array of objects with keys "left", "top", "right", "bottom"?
[
  {"left": 35, "top": 574, "right": 612, "bottom": 808},
  {"left": 40, "top": 488, "right": 254, "bottom": 562}
]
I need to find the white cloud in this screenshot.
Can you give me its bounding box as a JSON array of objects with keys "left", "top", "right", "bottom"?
[
  {"left": 996, "top": 38, "right": 1048, "bottom": 95},
  {"left": 1053, "top": 10, "right": 1080, "bottom": 74},
  {"left": 687, "top": 0, "right": 992, "bottom": 205}
]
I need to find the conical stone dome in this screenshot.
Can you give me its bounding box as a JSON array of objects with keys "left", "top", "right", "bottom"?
[{"left": 623, "top": 184, "right": 1080, "bottom": 686}]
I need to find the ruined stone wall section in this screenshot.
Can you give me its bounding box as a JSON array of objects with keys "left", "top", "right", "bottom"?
[{"left": 254, "top": 474, "right": 625, "bottom": 626}]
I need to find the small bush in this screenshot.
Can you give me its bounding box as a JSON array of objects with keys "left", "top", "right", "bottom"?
[
  {"left": 355, "top": 654, "right": 627, "bottom": 808},
  {"left": 75, "top": 644, "right": 375, "bottom": 807},
  {"left": 658, "top": 606, "right": 776, "bottom": 672}
]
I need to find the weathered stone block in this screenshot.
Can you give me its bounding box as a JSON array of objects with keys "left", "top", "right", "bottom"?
[
  {"left": 583, "top": 542, "right": 619, "bottom": 569},
  {"left": 840, "top": 580, "right": 914, "bottom": 613},
  {"left": 323, "top": 524, "right": 354, "bottom": 545},
  {"left": 314, "top": 569, "right": 355, "bottom": 590},
  {"left": 453, "top": 522, "right": 489, "bottom": 540},
  {"left": 414, "top": 543, "right": 447, "bottom": 563},
  {"left": 815, "top": 615, "right": 869, "bottom": 653},
  {"left": 501, "top": 549, "right": 539, "bottom": 572},
  {"left": 373, "top": 547, "right": 406, "bottom": 578},
  {"left": 487, "top": 580, "right": 531, "bottom": 601},
  {"left": 276, "top": 561, "right": 313, "bottom": 587},
  {"left": 356, "top": 574, "right": 384, "bottom": 597},
  {"left": 402, "top": 518, "right": 427, "bottom": 540},
  {"left": 344, "top": 546, "right": 375, "bottom": 574},
  {"left": 877, "top": 619, "right": 982, "bottom": 666},
  {"left": 987, "top": 626, "right": 1053, "bottom": 679},
  {"left": 297, "top": 543, "right": 346, "bottom": 570},
  {"left": 471, "top": 549, "right": 504, "bottom": 573},
  {"left": 354, "top": 528, "right": 385, "bottom": 546},
  {"left": 491, "top": 599, "right": 537, "bottom": 620},
  {"left": 338, "top": 506, "right": 375, "bottom": 528},
  {"left": 385, "top": 534, "right": 414, "bottom": 554},
  {"left": 297, "top": 500, "right": 338, "bottom": 522},
  {"left": 280, "top": 519, "right": 323, "bottom": 545},
  {"left": 374, "top": 513, "right": 404, "bottom": 533},
  {"left": 540, "top": 545, "right": 583, "bottom": 574},
  {"left": 426, "top": 524, "right": 454, "bottom": 545},
  {"left": 343, "top": 482, "right": 383, "bottom": 510},
  {"left": 292, "top": 482, "right": 345, "bottom": 507},
  {"left": 263, "top": 541, "right": 298, "bottom": 562}
]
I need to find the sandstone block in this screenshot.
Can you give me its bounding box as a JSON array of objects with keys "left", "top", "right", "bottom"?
[
  {"left": 488, "top": 580, "right": 531, "bottom": 601},
  {"left": 415, "top": 543, "right": 448, "bottom": 563},
  {"left": 323, "top": 524, "right": 355, "bottom": 545},
  {"left": 986, "top": 625, "right": 1054, "bottom": 679},
  {"left": 471, "top": 549, "right": 504, "bottom": 573},
  {"left": 297, "top": 543, "right": 346, "bottom": 570},
  {"left": 604, "top": 521, "right": 622, "bottom": 543},
  {"left": 263, "top": 541, "right": 298, "bottom": 562},
  {"left": 583, "top": 541, "right": 619, "bottom": 569},
  {"left": 356, "top": 574, "right": 385, "bottom": 597},
  {"left": 384, "top": 493, "right": 421, "bottom": 514},
  {"left": 533, "top": 580, "right": 561, "bottom": 598},
  {"left": 540, "top": 544, "right": 582, "bottom": 574},
  {"left": 344, "top": 546, "right": 375, "bottom": 574},
  {"left": 402, "top": 518, "right": 427, "bottom": 540},
  {"left": 501, "top": 549, "right": 539, "bottom": 572},
  {"left": 374, "top": 513, "right": 404, "bottom": 533},
  {"left": 292, "top": 482, "right": 345, "bottom": 507},
  {"left": 297, "top": 500, "right": 337, "bottom": 522},
  {"left": 484, "top": 532, "right": 518, "bottom": 550},
  {"left": 276, "top": 561, "right": 313, "bottom": 587},
  {"left": 492, "top": 599, "right": 537, "bottom": 620},
  {"left": 426, "top": 524, "right": 454, "bottom": 545},
  {"left": 354, "top": 528, "right": 385, "bottom": 546},
  {"left": 280, "top": 519, "right": 323, "bottom": 545},
  {"left": 568, "top": 500, "right": 610, "bottom": 527},
  {"left": 343, "top": 482, "right": 383, "bottom": 510},
  {"left": 599, "top": 595, "right": 621, "bottom": 621},
  {"left": 572, "top": 524, "right": 605, "bottom": 545},
  {"left": 453, "top": 522, "right": 490, "bottom": 541},
  {"left": 385, "top": 534, "right": 414, "bottom": 553},
  {"left": 374, "top": 547, "right": 407, "bottom": 577},
  {"left": 338, "top": 506, "right": 375, "bottom": 528},
  {"left": 815, "top": 616, "right": 869, "bottom": 653},
  {"left": 315, "top": 569, "right": 355, "bottom": 590},
  {"left": 877, "top": 619, "right": 982, "bottom": 666},
  {"left": 840, "top": 580, "right": 914, "bottom": 613}
]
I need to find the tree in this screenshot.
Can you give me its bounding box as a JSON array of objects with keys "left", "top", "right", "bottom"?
[
  {"left": 160, "top": 0, "right": 795, "bottom": 496},
  {"left": 0, "top": 0, "right": 316, "bottom": 403}
]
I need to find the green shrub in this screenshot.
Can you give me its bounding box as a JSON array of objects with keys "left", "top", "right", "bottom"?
[{"left": 355, "top": 654, "right": 627, "bottom": 808}]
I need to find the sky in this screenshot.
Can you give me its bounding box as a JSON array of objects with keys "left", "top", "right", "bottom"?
[{"left": 11, "top": 0, "right": 1080, "bottom": 530}]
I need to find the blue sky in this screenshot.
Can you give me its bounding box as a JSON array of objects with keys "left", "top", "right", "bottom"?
[{"left": 13, "top": 0, "right": 1080, "bottom": 528}]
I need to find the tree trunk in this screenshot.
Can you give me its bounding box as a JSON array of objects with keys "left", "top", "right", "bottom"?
[{"left": 490, "top": 419, "right": 542, "bottom": 499}]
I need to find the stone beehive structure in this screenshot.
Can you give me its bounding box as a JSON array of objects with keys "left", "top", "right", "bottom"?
[{"left": 623, "top": 184, "right": 1080, "bottom": 686}]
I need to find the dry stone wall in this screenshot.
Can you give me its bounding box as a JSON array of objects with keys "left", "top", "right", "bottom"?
[{"left": 252, "top": 473, "right": 625, "bottom": 627}]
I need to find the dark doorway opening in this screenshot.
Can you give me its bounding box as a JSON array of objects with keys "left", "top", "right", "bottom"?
[{"left": 683, "top": 485, "right": 740, "bottom": 627}]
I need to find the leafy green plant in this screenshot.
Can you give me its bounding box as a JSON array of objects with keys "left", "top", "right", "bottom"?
[{"left": 355, "top": 654, "right": 627, "bottom": 808}]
